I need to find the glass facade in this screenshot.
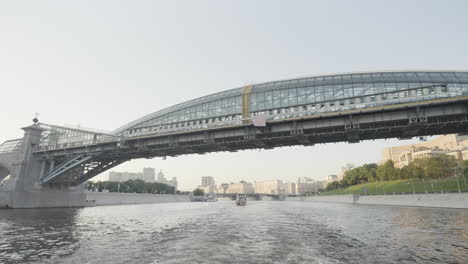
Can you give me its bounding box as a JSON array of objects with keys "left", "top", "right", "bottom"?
[
  {"left": 114, "top": 71, "right": 468, "bottom": 136},
  {"left": 115, "top": 88, "right": 244, "bottom": 136},
  {"left": 0, "top": 139, "right": 22, "bottom": 154},
  {"left": 37, "top": 124, "right": 119, "bottom": 150}
]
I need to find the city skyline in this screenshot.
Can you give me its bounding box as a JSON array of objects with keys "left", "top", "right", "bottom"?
[{"left": 1, "top": 0, "right": 467, "bottom": 191}]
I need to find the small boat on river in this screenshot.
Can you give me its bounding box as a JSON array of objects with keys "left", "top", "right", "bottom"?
[{"left": 236, "top": 194, "right": 247, "bottom": 206}]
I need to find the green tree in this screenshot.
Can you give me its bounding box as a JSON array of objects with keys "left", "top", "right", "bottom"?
[
  {"left": 86, "top": 181, "right": 95, "bottom": 191},
  {"left": 400, "top": 163, "right": 424, "bottom": 179},
  {"left": 376, "top": 160, "right": 399, "bottom": 181},
  {"left": 193, "top": 188, "right": 204, "bottom": 196},
  {"left": 325, "top": 181, "right": 340, "bottom": 191},
  {"left": 413, "top": 155, "right": 458, "bottom": 179},
  {"left": 342, "top": 163, "right": 377, "bottom": 185},
  {"left": 462, "top": 160, "right": 468, "bottom": 177}
]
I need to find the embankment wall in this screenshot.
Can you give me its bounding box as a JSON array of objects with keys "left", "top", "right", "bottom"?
[
  {"left": 86, "top": 192, "right": 191, "bottom": 206},
  {"left": 293, "top": 193, "right": 468, "bottom": 209}
]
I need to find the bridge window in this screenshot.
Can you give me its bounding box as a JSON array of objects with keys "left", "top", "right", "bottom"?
[
  {"left": 381, "top": 94, "right": 387, "bottom": 100},
  {"left": 329, "top": 102, "right": 335, "bottom": 107},
  {"left": 370, "top": 96, "right": 376, "bottom": 102},
  {"left": 448, "top": 83, "right": 462, "bottom": 91},
  {"left": 288, "top": 89, "right": 297, "bottom": 97},
  {"left": 339, "top": 100, "right": 345, "bottom": 106},
  {"left": 349, "top": 99, "right": 354, "bottom": 105},
  {"left": 385, "top": 83, "right": 397, "bottom": 92},
  {"left": 359, "top": 97, "right": 365, "bottom": 103},
  {"left": 397, "top": 82, "right": 409, "bottom": 90}
]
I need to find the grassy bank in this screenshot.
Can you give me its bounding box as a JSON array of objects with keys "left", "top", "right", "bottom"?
[{"left": 321, "top": 176, "right": 468, "bottom": 195}]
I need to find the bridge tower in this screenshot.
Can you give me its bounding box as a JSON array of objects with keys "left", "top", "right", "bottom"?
[{"left": 0, "top": 122, "right": 86, "bottom": 208}]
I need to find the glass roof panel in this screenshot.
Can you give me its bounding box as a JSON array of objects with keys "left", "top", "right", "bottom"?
[{"left": 0, "top": 139, "right": 23, "bottom": 154}]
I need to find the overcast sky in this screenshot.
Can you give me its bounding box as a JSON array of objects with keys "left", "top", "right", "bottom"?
[{"left": 1, "top": 0, "right": 467, "bottom": 190}]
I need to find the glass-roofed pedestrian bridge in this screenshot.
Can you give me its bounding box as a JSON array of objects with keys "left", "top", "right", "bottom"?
[
  {"left": 1, "top": 70, "right": 466, "bottom": 155},
  {"left": 2, "top": 70, "right": 468, "bottom": 187},
  {"left": 112, "top": 70, "right": 468, "bottom": 138}
]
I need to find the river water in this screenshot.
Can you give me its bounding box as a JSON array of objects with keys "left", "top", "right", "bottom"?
[{"left": 0, "top": 201, "right": 467, "bottom": 264}]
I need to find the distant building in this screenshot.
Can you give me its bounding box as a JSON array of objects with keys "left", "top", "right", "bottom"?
[
  {"left": 255, "top": 180, "right": 285, "bottom": 194},
  {"left": 108, "top": 168, "right": 155, "bottom": 182},
  {"left": 327, "top": 175, "right": 338, "bottom": 182},
  {"left": 321, "top": 175, "right": 339, "bottom": 189},
  {"left": 202, "top": 176, "right": 216, "bottom": 188},
  {"left": 156, "top": 170, "right": 178, "bottom": 190},
  {"left": 143, "top": 167, "right": 156, "bottom": 182},
  {"left": 109, "top": 171, "right": 142, "bottom": 182},
  {"left": 339, "top": 163, "right": 355, "bottom": 180},
  {"left": 198, "top": 176, "right": 216, "bottom": 194},
  {"left": 285, "top": 182, "right": 296, "bottom": 195},
  {"left": 226, "top": 181, "right": 254, "bottom": 194},
  {"left": 296, "top": 177, "right": 322, "bottom": 195},
  {"left": 382, "top": 134, "right": 468, "bottom": 168},
  {"left": 196, "top": 185, "right": 214, "bottom": 195},
  {"left": 108, "top": 168, "right": 177, "bottom": 190},
  {"left": 218, "top": 183, "right": 230, "bottom": 194}
]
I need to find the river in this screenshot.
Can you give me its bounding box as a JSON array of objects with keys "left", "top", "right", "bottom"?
[{"left": 0, "top": 201, "right": 467, "bottom": 264}]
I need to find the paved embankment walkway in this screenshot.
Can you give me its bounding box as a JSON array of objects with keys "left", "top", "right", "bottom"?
[{"left": 288, "top": 193, "right": 468, "bottom": 209}]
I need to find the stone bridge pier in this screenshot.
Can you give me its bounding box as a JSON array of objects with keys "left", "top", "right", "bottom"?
[{"left": 0, "top": 124, "right": 85, "bottom": 208}]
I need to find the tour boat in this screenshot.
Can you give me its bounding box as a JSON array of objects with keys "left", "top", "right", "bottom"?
[{"left": 236, "top": 194, "right": 247, "bottom": 206}]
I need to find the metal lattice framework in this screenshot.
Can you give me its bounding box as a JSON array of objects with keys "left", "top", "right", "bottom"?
[
  {"left": 39, "top": 153, "right": 126, "bottom": 185},
  {"left": 0, "top": 139, "right": 23, "bottom": 154},
  {"left": 37, "top": 123, "right": 120, "bottom": 151}
]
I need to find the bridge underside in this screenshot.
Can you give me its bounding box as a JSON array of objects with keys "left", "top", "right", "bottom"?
[{"left": 36, "top": 99, "right": 468, "bottom": 186}]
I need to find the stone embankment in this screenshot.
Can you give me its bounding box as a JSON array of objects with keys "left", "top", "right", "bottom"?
[
  {"left": 289, "top": 193, "right": 468, "bottom": 209},
  {"left": 85, "top": 192, "right": 191, "bottom": 206}
]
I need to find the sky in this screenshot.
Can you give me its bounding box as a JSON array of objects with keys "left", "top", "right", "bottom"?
[{"left": 1, "top": 0, "right": 467, "bottom": 191}]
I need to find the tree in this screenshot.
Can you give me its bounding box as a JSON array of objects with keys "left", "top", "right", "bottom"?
[
  {"left": 325, "top": 181, "right": 340, "bottom": 191},
  {"left": 462, "top": 160, "right": 468, "bottom": 177},
  {"left": 342, "top": 163, "right": 377, "bottom": 186},
  {"left": 193, "top": 188, "right": 204, "bottom": 196},
  {"left": 400, "top": 163, "right": 424, "bottom": 179},
  {"left": 413, "top": 155, "right": 458, "bottom": 179},
  {"left": 86, "top": 181, "right": 95, "bottom": 191},
  {"left": 376, "top": 160, "right": 399, "bottom": 181}
]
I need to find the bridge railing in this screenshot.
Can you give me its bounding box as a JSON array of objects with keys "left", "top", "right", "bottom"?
[
  {"left": 35, "top": 123, "right": 121, "bottom": 152},
  {"left": 256, "top": 90, "right": 463, "bottom": 122},
  {"left": 0, "top": 139, "right": 23, "bottom": 154}
]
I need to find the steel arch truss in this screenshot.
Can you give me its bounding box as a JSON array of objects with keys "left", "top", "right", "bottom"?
[{"left": 40, "top": 153, "right": 127, "bottom": 186}]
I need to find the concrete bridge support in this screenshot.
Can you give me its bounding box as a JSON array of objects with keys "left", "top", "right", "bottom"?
[{"left": 0, "top": 124, "right": 85, "bottom": 208}]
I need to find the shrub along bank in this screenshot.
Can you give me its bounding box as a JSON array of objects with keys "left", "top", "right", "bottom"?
[{"left": 323, "top": 156, "right": 468, "bottom": 195}]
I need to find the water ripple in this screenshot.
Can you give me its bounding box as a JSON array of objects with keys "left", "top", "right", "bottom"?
[{"left": 0, "top": 201, "right": 467, "bottom": 264}]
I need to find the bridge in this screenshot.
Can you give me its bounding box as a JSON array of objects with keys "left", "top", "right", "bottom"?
[{"left": 1, "top": 70, "right": 468, "bottom": 207}]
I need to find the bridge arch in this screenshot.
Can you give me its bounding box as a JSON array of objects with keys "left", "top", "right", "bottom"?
[
  {"left": 113, "top": 71, "right": 468, "bottom": 138},
  {"left": 0, "top": 161, "right": 12, "bottom": 182}
]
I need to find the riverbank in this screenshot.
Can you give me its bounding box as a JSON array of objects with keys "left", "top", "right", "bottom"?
[
  {"left": 289, "top": 193, "right": 468, "bottom": 209},
  {"left": 322, "top": 176, "right": 468, "bottom": 196},
  {"left": 85, "top": 192, "right": 191, "bottom": 206}
]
